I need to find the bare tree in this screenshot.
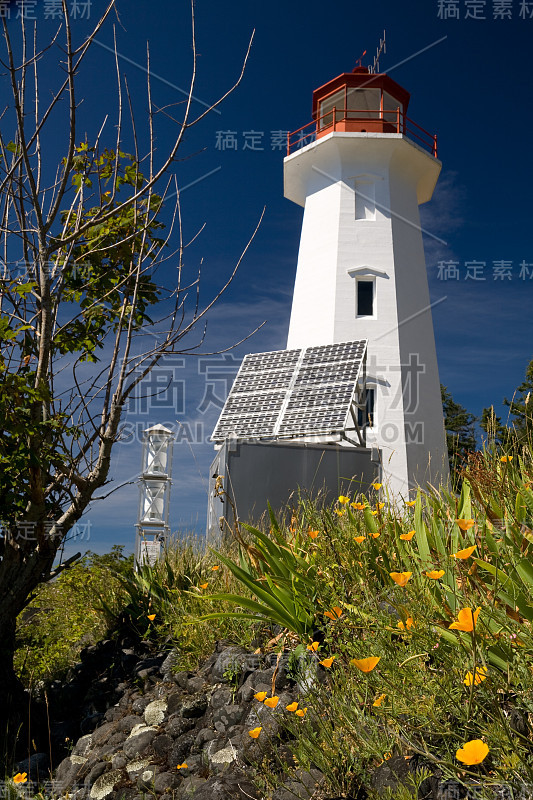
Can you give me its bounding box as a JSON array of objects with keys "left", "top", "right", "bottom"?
[{"left": 0, "top": 0, "right": 256, "bottom": 759}]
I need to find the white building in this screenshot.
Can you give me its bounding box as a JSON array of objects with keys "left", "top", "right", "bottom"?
[{"left": 284, "top": 65, "right": 449, "bottom": 496}]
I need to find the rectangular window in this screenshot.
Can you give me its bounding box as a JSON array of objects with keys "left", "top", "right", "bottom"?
[
  {"left": 346, "top": 88, "right": 380, "bottom": 119},
  {"left": 357, "top": 280, "right": 374, "bottom": 316},
  {"left": 318, "top": 89, "right": 345, "bottom": 129},
  {"left": 358, "top": 388, "right": 376, "bottom": 430},
  {"left": 383, "top": 92, "right": 403, "bottom": 124}
]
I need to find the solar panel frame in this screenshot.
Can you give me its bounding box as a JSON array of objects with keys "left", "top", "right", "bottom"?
[{"left": 210, "top": 340, "right": 367, "bottom": 443}]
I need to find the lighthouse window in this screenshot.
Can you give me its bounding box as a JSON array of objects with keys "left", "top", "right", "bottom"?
[
  {"left": 383, "top": 92, "right": 403, "bottom": 124},
  {"left": 346, "top": 88, "right": 380, "bottom": 120},
  {"left": 318, "top": 89, "right": 344, "bottom": 129},
  {"left": 357, "top": 280, "right": 374, "bottom": 317}
]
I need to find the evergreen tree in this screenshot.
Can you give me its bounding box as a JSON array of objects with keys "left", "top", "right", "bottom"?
[
  {"left": 441, "top": 385, "right": 477, "bottom": 480},
  {"left": 503, "top": 358, "right": 533, "bottom": 441}
]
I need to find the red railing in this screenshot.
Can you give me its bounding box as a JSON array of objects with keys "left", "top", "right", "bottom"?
[{"left": 287, "top": 107, "right": 438, "bottom": 159}]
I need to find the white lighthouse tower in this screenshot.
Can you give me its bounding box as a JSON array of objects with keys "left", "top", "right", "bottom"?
[{"left": 285, "top": 64, "right": 449, "bottom": 496}]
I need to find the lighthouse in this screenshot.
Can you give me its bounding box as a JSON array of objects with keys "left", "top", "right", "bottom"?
[{"left": 284, "top": 64, "right": 449, "bottom": 496}]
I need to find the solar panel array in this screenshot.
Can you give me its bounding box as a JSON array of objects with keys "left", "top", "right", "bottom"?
[{"left": 211, "top": 340, "right": 367, "bottom": 442}]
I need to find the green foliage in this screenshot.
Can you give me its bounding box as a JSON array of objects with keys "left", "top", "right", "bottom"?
[
  {"left": 53, "top": 147, "right": 164, "bottom": 362},
  {"left": 14, "top": 547, "right": 130, "bottom": 685},
  {"left": 195, "top": 505, "right": 319, "bottom": 639},
  {"left": 503, "top": 358, "right": 533, "bottom": 441},
  {"left": 441, "top": 383, "right": 477, "bottom": 485}
]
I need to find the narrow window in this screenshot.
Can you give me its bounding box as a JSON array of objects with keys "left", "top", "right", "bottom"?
[
  {"left": 357, "top": 280, "right": 374, "bottom": 317},
  {"left": 358, "top": 388, "right": 376, "bottom": 430}
]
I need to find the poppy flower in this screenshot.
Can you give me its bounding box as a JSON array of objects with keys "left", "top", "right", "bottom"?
[
  {"left": 373, "top": 693, "right": 386, "bottom": 707},
  {"left": 452, "top": 545, "right": 476, "bottom": 559},
  {"left": 286, "top": 702, "right": 298, "bottom": 712},
  {"left": 308, "top": 529, "right": 319, "bottom": 539},
  {"left": 338, "top": 495, "right": 350, "bottom": 504},
  {"left": 248, "top": 727, "right": 262, "bottom": 738},
  {"left": 324, "top": 606, "right": 343, "bottom": 620},
  {"left": 354, "top": 535, "right": 366, "bottom": 543},
  {"left": 319, "top": 656, "right": 336, "bottom": 668},
  {"left": 334, "top": 509, "right": 346, "bottom": 517},
  {"left": 372, "top": 483, "right": 382, "bottom": 490},
  {"left": 295, "top": 707, "right": 307, "bottom": 717},
  {"left": 176, "top": 763, "right": 188, "bottom": 770},
  {"left": 370, "top": 532, "right": 381, "bottom": 538},
  {"left": 464, "top": 667, "right": 488, "bottom": 686},
  {"left": 211, "top": 565, "right": 220, "bottom": 571},
  {"left": 254, "top": 691, "right": 267, "bottom": 702},
  {"left": 199, "top": 582, "right": 209, "bottom": 589},
  {"left": 350, "top": 656, "right": 381, "bottom": 672},
  {"left": 500, "top": 456, "right": 513, "bottom": 463},
  {"left": 376, "top": 502, "right": 385, "bottom": 510},
  {"left": 449, "top": 607, "right": 481, "bottom": 632},
  {"left": 456, "top": 739, "right": 489, "bottom": 765},
  {"left": 147, "top": 613, "right": 156, "bottom": 621},
  {"left": 456, "top": 519, "right": 475, "bottom": 531},
  {"left": 371, "top": 510, "right": 379, "bottom": 516},
  {"left": 13, "top": 774, "right": 27, "bottom": 784},
  {"left": 389, "top": 571, "right": 412, "bottom": 587},
  {"left": 264, "top": 696, "right": 279, "bottom": 708},
  {"left": 397, "top": 617, "right": 414, "bottom": 631},
  {"left": 405, "top": 500, "right": 416, "bottom": 507},
  {"left": 351, "top": 502, "right": 365, "bottom": 510},
  {"left": 307, "top": 641, "right": 320, "bottom": 652},
  {"left": 400, "top": 531, "right": 415, "bottom": 541},
  {"left": 426, "top": 570, "right": 445, "bottom": 579}
]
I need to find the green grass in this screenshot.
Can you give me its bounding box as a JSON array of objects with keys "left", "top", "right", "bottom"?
[{"left": 12, "top": 442, "right": 533, "bottom": 799}]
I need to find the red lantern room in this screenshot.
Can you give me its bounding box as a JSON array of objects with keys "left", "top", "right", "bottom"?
[
  {"left": 287, "top": 64, "right": 437, "bottom": 158},
  {"left": 312, "top": 66, "right": 410, "bottom": 136}
]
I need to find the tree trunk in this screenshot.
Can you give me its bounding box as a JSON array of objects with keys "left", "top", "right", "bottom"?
[{"left": 0, "top": 544, "right": 53, "bottom": 768}]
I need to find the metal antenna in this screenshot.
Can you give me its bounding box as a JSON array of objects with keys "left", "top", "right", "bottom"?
[{"left": 369, "top": 31, "right": 386, "bottom": 74}]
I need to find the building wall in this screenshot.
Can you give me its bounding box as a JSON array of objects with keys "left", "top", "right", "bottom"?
[{"left": 285, "top": 133, "right": 449, "bottom": 496}]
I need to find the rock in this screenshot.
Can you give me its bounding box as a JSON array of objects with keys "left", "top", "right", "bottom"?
[
  {"left": 122, "top": 725, "right": 157, "bottom": 759},
  {"left": 206, "top": 741, "right": 239, "bottom": 773},
  {"left": 125, "top": 758, "right": 152, "bottom": 778},
  {"left": 13, "top": 752, "right": 50, "bottom": 782},
  {"left": 370, "top": 755, "right": 412, "bottom": 797},
  {"left": 177, "top": 776, "right": 208, "bottom": 798},
  {"left": 160, "top": 649, "right": 179, "bottom": 679},
  {"left": 89, "top": 769, "right": 123, "bottom": 799},
  {"left": 84, "top": 761, "right": 108, "bottom": 787},
  {"left": 131, "top": 697, "right": 149, "bottom": 714},
  {"left": 191, "top": 775, "right": 261, "bottom": 800},
  {"left": 181, "top": 694, "right": 208, "bottom": 718},
  {"left": 134, "top": 657, "right": 164, "bottom": 675},
  {"left": 117, "top": 715, "right": 144, "bottom": 733},
  {"left": 210, "top": 647, "right": 253, "bottom": 683},
  {"left": 53, "top": 755, "right": 88, "bottom": 792},
  {"left": 195, "top": 727, "right": 218, "bottom": 747},
  {"left": 213, "top": 703, "right": 245, "bottom": 732},
  {"left": 144, "top": 699, "right": 167, "bottom": 725},
  {"left": 152, "top": 733, "right": 173, "bottom": 756},
  {"left": 167, "top": 691, "right": 184, "bottom": 715},
  {"left": 169, "top": 733, "right": 196, "bottom": 769},
  {"left": 153, "top": 770, "right": 181, "bottom": 792},
  {"left": 173, "top": 671, "right": 191, "bottom": 690},
  {"left": 210, "top": 688, "right": 233, "bottom": 710},
  {"left": 187, "top": 676, "right": 206, "bottom": 693},
  {"left": 89, "top": 721, "right": 117, "bottom": 747},
  {"left": 111, "top": 754, "right": 127, "bottom": 769},
  {"left": 165, "top": 714, "right": 195, "bottom": 737}
]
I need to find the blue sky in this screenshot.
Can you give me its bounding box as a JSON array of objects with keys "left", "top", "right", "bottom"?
[{"left": 28, "top": 0, "right": 532, "bottom": 558}]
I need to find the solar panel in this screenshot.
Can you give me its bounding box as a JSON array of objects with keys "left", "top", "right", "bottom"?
[{"left": 211, "top": 340, "right": 367, "bottom": 443}]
